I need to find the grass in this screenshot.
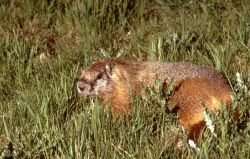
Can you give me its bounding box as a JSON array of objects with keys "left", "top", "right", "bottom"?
[{"left": 0, "top": 0, "right": 250, "bottom": 158}]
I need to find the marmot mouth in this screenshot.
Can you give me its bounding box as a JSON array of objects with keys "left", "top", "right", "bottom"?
[
  {"left": 78, "top": 93, "right": 96, "bottom": 97},
  {"left": 77, "top": 89, "right": 97, "bottom": 97}
]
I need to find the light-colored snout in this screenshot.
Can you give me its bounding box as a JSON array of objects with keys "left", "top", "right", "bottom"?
[{"left": 77, "top": 80, "right": 92, "bottom": 96}]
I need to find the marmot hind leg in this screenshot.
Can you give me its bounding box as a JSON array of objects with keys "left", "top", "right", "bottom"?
[{"left": 168, "top": 78, "right": 232, "bottom": 140}]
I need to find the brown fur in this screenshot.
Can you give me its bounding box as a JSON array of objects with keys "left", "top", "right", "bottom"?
[{"left": 77, "top": 59, "right": 232, "bottom": 140}]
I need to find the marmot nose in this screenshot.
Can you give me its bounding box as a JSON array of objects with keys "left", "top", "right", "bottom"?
[{"left": 77, "top": 81, "right": 85, "bottom": 92}]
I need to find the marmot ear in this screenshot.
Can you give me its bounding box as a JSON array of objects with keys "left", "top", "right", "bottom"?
[{"left": 105, "top": 64, "right": 112, "bottom": 77}]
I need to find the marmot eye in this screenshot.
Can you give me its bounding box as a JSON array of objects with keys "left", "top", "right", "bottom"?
[{"left": 96, "top": 73, "right": 103, "bottom": 80}]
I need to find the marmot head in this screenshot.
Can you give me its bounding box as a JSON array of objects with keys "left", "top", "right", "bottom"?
[{"left": 77, "top": 59, "right": 113, "bottom": 97}]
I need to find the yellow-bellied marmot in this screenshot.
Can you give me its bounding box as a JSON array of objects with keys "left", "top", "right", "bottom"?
[{"left": 77, "top": 59, "right": 232, "bottom": 140}]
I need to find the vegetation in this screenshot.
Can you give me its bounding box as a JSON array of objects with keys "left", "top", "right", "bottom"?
[{"left": 0, "top": 0, "right": 249, "bottom": 158}]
